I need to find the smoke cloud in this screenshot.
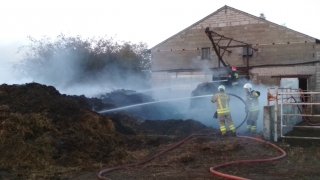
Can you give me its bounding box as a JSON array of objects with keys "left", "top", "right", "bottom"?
[{"left": 1, "top": 39, "right": 299, "bottom": 134}]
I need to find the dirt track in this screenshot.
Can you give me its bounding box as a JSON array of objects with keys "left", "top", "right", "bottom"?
[{"left": 69, "top": 135, "right": 320, "bottom": 180}]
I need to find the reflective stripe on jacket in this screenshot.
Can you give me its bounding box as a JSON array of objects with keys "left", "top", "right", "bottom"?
[
  {"left": 246, "top": 91, "right": 260, "bottom": 112},
  {"left": 211, "top": 92, "right": 231, "bottom": 115}
]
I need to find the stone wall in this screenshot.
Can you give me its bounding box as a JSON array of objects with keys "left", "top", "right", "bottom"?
[{"left": 151, "top": 6, "right": 318, "bottom": 70}]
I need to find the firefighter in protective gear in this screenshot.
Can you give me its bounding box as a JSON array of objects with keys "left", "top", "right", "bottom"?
[
  {"left": 243, "top": 83, "right": 260, "bottom": 135},
  {"left": 211, "top": 85, "right": 236, "bottom": 136},
  {"left": 229, "top": 66, "right": 239, "bottom": 86}
]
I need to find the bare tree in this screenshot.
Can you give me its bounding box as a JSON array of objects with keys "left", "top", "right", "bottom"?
[{"left": 15, "top": 34, "right": 151, "bottom": 88}]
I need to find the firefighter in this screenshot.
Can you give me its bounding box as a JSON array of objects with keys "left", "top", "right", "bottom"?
[
  {"left": 229, "top": 66, "right": 239, "bottom": 86},
  {"left": 243, "top": 83, "right": 260, "bottom": 135},
  {"left": 211, "top": 85, "right": 236, "bottom": 136}
]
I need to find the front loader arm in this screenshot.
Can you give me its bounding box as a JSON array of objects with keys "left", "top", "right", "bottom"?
[{"left": 205, "top": 27, "right": 228, "bottom": 67}]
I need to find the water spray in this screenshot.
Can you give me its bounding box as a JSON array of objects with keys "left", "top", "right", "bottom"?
[{"left": 98, "top": 94, "right": 213, "bottom": 114}]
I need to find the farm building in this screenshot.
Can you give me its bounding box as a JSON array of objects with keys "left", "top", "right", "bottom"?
[{"left": 150, "top": 5, "right": 320, "bottom": 92}]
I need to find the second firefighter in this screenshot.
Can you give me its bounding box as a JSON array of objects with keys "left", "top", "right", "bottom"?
[{"left": 243, "top": 83, "right": 260, "bottom": 135}]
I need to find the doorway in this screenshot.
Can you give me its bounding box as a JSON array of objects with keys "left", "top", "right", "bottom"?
[
  {"left": 299, "top": 78, "right": 307, "bottom": 91},
  {"left": 299, "top": 78, "right": 308, "bottom": 103}
]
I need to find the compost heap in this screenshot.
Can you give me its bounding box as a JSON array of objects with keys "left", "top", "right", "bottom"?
[
  {"left": 189, "top": 82, "right": 217, "bottom": 110},
  {"left": 0, "top": 82, "right": 215, "bottom": 179}
]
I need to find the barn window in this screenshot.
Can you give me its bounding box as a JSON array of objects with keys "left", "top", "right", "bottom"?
[
  {"left": 242, "top": 46, "right": 253, "bottom": 57},
  {"left": 201, "top": 47, "right": 211, "bottom": 60}
]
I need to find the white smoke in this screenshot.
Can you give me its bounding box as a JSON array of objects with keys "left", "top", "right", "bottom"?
[{"left": 0, "top": 41, "right": 33, "bottom": 85}]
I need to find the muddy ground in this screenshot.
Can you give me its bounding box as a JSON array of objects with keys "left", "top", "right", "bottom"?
[{"left": 0, "top": 83, "right": 320, "bottom": 180}]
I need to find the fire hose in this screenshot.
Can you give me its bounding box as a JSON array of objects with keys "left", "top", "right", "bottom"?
[
  {"left": 296, "top": 89, "right": 320, "bottom": 126},
  {"left": 209, "top": 135, "right": 286, "bottom": 180},
  {"left": 97, "top": 93, "right": 286, "bottom": 180}
]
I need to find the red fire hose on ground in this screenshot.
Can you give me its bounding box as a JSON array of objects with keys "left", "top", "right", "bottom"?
[
  {"left": 97, "top": 93, "right": 287, "bottom": 180},
  {"left": 209, "top": 135, "right": 286, "bottom": 180}
]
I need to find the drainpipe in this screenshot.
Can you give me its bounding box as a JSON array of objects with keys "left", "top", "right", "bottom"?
[
  {"left": 274, "top": 86, "right": 278, "bottom": 142},
  {"left": 247, "top": 45, "right": 249, "bottom": 79}
]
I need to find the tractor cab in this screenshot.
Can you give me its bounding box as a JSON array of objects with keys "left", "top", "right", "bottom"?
[{"left": 211, "top": 65, "right": 239, "bottom": 89}]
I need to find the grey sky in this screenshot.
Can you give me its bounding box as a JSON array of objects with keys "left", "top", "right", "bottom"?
[{"left": 1, "top": 0, "right": 319, "bottom": 48}]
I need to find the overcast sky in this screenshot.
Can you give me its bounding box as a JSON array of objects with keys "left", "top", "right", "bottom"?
[
  {"left": 1, "top": 0, "right": 320, "bottom": 84},
  {"left": 1, "top": 0, "right": 320, "bottom": 47}
]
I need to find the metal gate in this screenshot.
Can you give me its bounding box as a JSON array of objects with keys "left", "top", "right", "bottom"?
[{"left": 267, "top": 87, "right": 320, "bottom": 141}]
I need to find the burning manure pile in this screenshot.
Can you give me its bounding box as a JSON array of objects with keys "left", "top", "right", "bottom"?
[{"left": 0, "top": 83, "right": 214, "bottom": 179}]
